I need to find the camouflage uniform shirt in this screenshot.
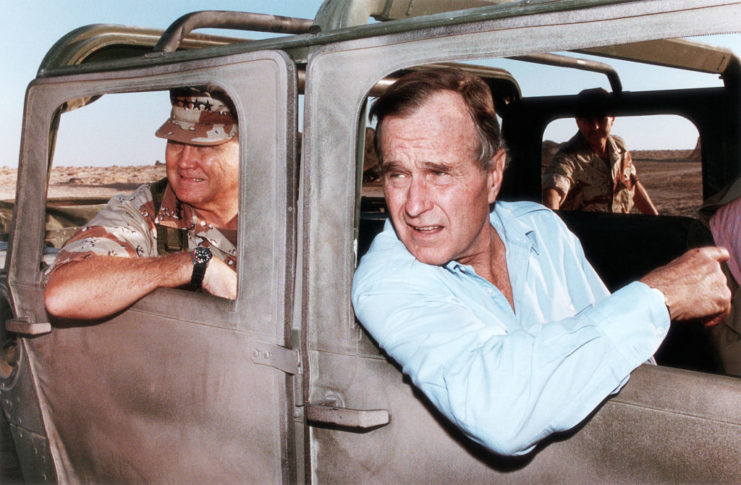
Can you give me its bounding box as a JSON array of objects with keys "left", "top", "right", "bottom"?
[
  {"left": 543, "top": 132, "right": 638, "bottom": 213},
  {"left": 49, "top": 181, "right": 238, "bottom": 274}
]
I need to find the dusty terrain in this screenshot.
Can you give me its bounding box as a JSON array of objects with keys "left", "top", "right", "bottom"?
[
  {"left": 633, "top": 159, "right": 702, "bottom": 218},
  {"left": 0, "top": 150, "right": 702, "bottom": 218},
  {"left": 0, "top": 163, "right": 167, "bottom": 201}
]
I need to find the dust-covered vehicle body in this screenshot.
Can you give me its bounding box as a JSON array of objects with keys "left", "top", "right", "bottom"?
[{"left": 1, "top": 0, "right": 740, "bottom": 483}]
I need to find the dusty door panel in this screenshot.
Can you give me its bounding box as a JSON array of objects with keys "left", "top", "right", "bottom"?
[
  {"left": 2, "top": 340, "right": 56, "bottom": 483},
  {"left": 3, "top": 49, "right": 298, "bottom": 482},
  {"left": 309, "top": 351, "right": 741, "bottom": 483},
  {"left": 28, "top": 312, "right": 289, "bottom": 482},
  {"left": 302, "top": 1, "right": 741, "bottom": 482}
]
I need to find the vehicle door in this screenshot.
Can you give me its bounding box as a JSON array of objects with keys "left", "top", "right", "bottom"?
[
  {"left": 301, "top": 1, "right": 741, "bottom": 483},
  {"left": 0, "top": 50, "right": 299, "bottom": 483}
]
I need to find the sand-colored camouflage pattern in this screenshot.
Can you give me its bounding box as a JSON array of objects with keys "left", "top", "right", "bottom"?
[
  {"left": 48, "top": 182, "right": 238, "bottom": 277},
  {"left": 543, "top": 133, "right": 638, "bottom": 213},
  {"left": 155, "top": 88, "right": 237, "bottom": 146}
]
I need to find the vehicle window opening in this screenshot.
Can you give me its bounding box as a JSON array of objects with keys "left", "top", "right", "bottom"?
[
  {"left": 541, "top": 114, "right": 702, "bottom": 217},
  {"left": 42, "top": 89, "right": 239, "bottom": 302},
  {"left": 355, "top": 36, "right": 740, "bottom": 379}
]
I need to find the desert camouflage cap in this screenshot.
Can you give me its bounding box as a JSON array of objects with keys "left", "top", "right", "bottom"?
[
  {"left": 575, "top": 87, "right": 612, "bottom": 118},
  {"left": 155, "top": 87, "right": 237, "bottom": 146}
]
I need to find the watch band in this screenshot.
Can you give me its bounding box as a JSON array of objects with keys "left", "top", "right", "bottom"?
[{"left": 190, "top": 246, "right": 212, "bottom": 290}]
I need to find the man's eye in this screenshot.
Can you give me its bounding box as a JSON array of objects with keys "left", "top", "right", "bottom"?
[{"left": 431, "top": 170, "right": 452, "bottom": 179}]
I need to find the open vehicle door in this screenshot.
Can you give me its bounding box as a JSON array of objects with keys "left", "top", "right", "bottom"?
[
  {"left": 301, "top": 0, "right": 741, "bottom": 482},
  {"left": 1, "top": 49, "right": 299, "bottom": 483}
]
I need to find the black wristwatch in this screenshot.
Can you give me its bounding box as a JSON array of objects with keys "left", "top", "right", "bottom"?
[{"left": 190, "top": 246, "right": 213, "bottom": 290}]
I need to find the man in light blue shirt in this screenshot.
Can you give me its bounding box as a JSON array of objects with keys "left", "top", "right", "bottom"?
[{"left": 351, "top": 68, "right": 731, "bottom": 456}]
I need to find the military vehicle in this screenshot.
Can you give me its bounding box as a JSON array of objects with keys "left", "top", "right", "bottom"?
[{"left": 2, "top": 0, "right": 740, "bottom": 482}]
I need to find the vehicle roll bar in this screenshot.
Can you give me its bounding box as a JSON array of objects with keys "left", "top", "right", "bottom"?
[
  {"left": 150, "top": 10, "right": 317, "bottom": 55},
  {"left": 510, "top": 53, "right": 623, "bottom": 93}
]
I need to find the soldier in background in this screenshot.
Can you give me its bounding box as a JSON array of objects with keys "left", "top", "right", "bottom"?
[
  {"left": 542, "top": 88, "right": 658, "bottom": 214},
  {"left": 44, "top": 86, "right": 239, "bottom": 320}
]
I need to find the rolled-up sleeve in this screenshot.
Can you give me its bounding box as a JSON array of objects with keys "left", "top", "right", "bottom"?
[{"left": 47, "top": 185, "right": 157, "bottom": 274}]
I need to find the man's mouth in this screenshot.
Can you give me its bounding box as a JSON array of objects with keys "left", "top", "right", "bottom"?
[
  {"left": 411, "top": 224, "right": 442, "bottom": 233},
  {"left": 180, "top": 174, "right": 205, "bottom": 183}
]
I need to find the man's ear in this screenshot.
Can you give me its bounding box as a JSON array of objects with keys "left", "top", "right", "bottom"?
[{"left": 486, "top": 149, "right": 507, "bottom": 204}]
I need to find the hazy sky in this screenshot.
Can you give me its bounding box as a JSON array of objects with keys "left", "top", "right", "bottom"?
[
  {"left": 3, "top": 1, "right": 739, "bottom": 167},
  {"left": 1, "top": 0, "right": 325, "bottom": 167}
]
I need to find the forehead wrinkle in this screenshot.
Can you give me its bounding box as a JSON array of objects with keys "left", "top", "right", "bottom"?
[
  {"left": 381, "top": 157, "right": 456, "bottom": 172},
  {"left": 380, "top": 91, "right": 480, "bottom": 166}
]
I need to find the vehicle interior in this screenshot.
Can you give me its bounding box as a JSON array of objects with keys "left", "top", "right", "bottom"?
[{"left": 356, "top": 37, "right": 740, "bottom": 375}]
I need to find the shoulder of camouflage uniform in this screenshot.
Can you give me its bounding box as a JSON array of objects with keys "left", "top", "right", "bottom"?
[{"left": 611, "top": 134, "right": 628, "bottom": 153}]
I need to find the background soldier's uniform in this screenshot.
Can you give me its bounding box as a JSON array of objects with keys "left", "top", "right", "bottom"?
[{"left": 543, "top": 132, "right": 638, "bottom": 213}]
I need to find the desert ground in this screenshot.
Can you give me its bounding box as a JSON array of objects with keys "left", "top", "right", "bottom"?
[
  {"left": 633, "top": 158, "right": 702, "bottom": 218},
  {"left": 0, "top": 148, "right": 702, "bottom": 218},
  {"left": 0, "top": 163, "right": 167, "bottom": 201}
]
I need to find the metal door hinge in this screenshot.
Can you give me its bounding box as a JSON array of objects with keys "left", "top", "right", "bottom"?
[{"left": 249, "top": 342, "right": 301, "bottom": 375}]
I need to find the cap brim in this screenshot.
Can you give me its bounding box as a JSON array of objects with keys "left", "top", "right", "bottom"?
[{"left": 155, "top": 119, "right": 237, "bottom": 146}]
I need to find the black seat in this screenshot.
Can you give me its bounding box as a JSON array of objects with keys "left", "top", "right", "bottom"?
[
  {"left": 556, "top": 210, "right": 720, "bottom": 373},
  {"left": 556, "top": 210, "right": 713, "bottom": 291}
]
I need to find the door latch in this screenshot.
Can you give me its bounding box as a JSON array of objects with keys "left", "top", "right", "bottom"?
[
  {"left": 306, "top": 403, "right": 390, "bottom": 430},
  {"left": 5, "top": 318, "right": 52, "bottom": 337}
]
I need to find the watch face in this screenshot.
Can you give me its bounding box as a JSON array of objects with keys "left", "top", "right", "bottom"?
[{"left": 192, "top": 246, "right": 213, "bottom": 264}]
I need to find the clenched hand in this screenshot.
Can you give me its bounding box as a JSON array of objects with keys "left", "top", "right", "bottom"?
[{"left": 641, "top": 246, "right": 732, "bottom": 326}]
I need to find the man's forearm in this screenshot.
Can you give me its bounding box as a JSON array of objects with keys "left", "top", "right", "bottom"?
[
  {"left": 542, "top": 187, "right": 564, "bottom": 210},
  {"left": 633, "top": 180, "right": 659, "bottom": 215},
  {"left": 44, "top": 253, "right": 192, "bottom": 320}
]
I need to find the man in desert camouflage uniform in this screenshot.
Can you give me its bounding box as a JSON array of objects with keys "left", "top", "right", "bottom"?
[
  {"left": 44, "top": 87, "right": 240, "bottom": 320},
  {"left": 542, "top": 88, "right": 658, "bottom": 214}
]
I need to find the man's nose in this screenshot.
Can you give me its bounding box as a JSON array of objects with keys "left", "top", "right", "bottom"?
[
  {"left": 176, "top": 144, "right": 199, "bottom": 168},
  {"left": 405, "top": 176, "right": 433, "bottom": 217}
]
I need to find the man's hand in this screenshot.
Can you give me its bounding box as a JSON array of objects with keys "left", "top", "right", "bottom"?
[
  {"left": 542, "top": 187, "right": 564, "bottom": 210},
  {"left": 202, "top": 258, "right": 237, "bottom": 300},
  {"left": 633, "top": 180, "right": 659, "bottom": 215},
  {"left": 640, "top": 246, "right": 731, "bottom": 325}
]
